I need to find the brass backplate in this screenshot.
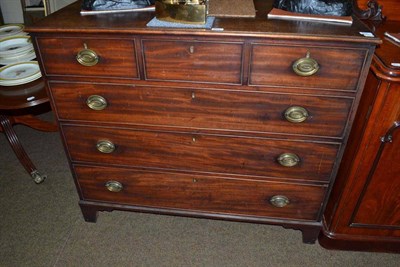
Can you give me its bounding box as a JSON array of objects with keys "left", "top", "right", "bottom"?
[{"left": 155, "top": 0, "right": 207, "bottom": 24}]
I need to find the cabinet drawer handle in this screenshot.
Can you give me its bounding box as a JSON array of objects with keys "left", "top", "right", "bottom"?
[
  {"left": 105, "top": 181, "right": 123, "bottom": 192},
  {"left": 292, "top": 52, "right": 319, "bottom": 77},
  {"left": 86, "top": 95, "right": 108, "bottom": 110},
  {"left": 284, "top": 106, "right": 309, "bottom": 123},
  {"left": 76, "top": 43, "right": 99, "bottom": 66},
  {"left": 96, "top": 140, "right": 115, "bottom": 153},
  {"left": 270, "top": 195, "right": 290, "bottom": 208},
  {"left": 277, "top": 153, "right": 300, "bottom": 167}
]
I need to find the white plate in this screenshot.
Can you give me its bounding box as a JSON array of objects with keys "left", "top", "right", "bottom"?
[
  {"left": 1, "top": 73, "right": 41, "bottom": 86},
  {"left": 0, "top": 71, "right": 42, "bottom": 86},
  {"left": 0, "top": 61, "right": 42, "bottom": 86},
  {"left": 0, "top": 24, "right": 25, "bottom": 38},
  {"left": 0, "top": 50, "right": 36, "bottom": 65},
  {"left": 0, "top": 36, "right": 33, "bottom": 57},
  {"left": 1, "top": 47, "right": 34, "bottom": 59}
]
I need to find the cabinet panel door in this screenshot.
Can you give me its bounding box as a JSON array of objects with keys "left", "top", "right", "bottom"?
[{"left": 351, "top": 125, "right": 400, "bottom": 228}]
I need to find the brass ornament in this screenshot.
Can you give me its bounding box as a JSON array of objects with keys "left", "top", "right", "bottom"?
[
  {"left": 76, "top": 43, "right": 99, "bottom": 66},
  {"left": 277, "top": 153, "right": 300, "bottom": 167},
  {"left": 86, "top": 95, "right": 108, "bottom": 111},
  {"left": 284, "top": 106, "right": 309, "bottom": 123},
  {"left": 96, "top": 140, "right": 116, "bottom": 154},
  {"left": 105, "top": 181, "right": 123, "bottom": 192},
  {"left": 270, "top": 195, "right": 290, "bottom": 208},
  {"left": 292, "top": 52, "right": 319, "bottom": 77}
]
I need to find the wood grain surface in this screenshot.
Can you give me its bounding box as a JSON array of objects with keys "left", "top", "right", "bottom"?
[{"left": 74, "top": 164, "right": 326, "bottom": 220}]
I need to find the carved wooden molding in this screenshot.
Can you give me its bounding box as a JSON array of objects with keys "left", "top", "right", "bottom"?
[{"left": 353, "top": 0, "right": 386, "bottom": 21}]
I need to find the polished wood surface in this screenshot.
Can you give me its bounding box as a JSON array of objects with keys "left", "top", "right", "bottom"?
[
  {"left": 50, "top": 82, "right": 353, "bottom": 138},
  {"left": 143, "top": 40, "right": 243, "bottom": 84},
  {"left": 75, "top": 164, "right": 327, "bottom": 221},
  {"left": 0, "top": 78, "right": 48, "bottom": 110},
  {"left": 37, "top": 38, "right": 139, "bottom": 78},
  {"left": 371, "top": 22, "right": 400, "bottom": 79},
  {"left": 27, "top": 0, "right": 378, "bottom": 243},
  {"left": 249, "top": 44, "right": 367, "bottom": 90},
  {"left": 319, "top": 20, "right": 400, "bottom": 253},
  {"left": 62, "top": 124, "right": 339, "bottom": 182}
]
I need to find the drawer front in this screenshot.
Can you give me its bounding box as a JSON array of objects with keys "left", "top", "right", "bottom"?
[
  {"left": 250, "top": 44, "right": 367, "bottom": 91},
  {"left": 142, "top": 40, "right": 243, "bottom": 84},
  {"left": 63, "top": 125, "right": 339, "bottom": 182},
  {"left": 74, "top": 165, "right": 327, "bottom": 221},
  {"left": 51, "top": 82, "right": 353, "bottom": 138},
  {"left": 36, "top": 38, "right": 138, "bottom": 78}
]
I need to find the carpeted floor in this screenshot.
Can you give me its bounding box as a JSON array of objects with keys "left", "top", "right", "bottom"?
[{"left": 1, "top": 111, "right": 399, "bottom": 267}]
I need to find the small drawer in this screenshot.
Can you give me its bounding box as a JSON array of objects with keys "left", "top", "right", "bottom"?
[
  {"left": 62, "top": 125, "right": 339, "bottom": 182},
  {"left": 50, "top": 82, "right": 353, "bottom": 138},
  {"left": 74, "top": 164, "right": 327, "bottom": 221},
  {"left": 142, "top": 39, "right": 243, "bottom": 84},
  {"left": 36, "top": 37, "right": 138, "bottom": 78},
  {"left": 249, "top": 44, "right": 367, "bottom": 91}
]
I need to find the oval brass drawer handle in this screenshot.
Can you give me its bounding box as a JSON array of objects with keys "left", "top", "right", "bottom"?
[
  {"left": 292, "top": 52, "right": 319, "bottom": 77},
  {"left": 105, "top": 180, "right": 123, "bottom": 192},
  {"left": 96, "top": 140, "right": 115, "bottom": 153},
  {"left": 270, "top": 195, "right": 290, "bottom": 208},
  {"left": 284, "top": 106, "right": 309, "bottom": 123},
  {"left": 76, "top": 43, "right": 99, "bottom": 66},
  {"left": 86, "top": 95, "right": 108, "bottom": 110},
  {"left": 277, "top": 152, "right": 300, "bottom": 167}
]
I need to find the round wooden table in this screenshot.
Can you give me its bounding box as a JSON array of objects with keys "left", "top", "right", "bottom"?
[{"left": 0, "top": 77, "right": 58, "bottom": 183}]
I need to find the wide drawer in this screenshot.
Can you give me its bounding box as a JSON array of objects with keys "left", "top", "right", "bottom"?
[
  {"left": 50, "top": 82, "right": 353, "bottom": 139},
  {"left": 249, "top": 44, "right": 367, "bottom": 91},
  {"left": 74, "top": 164, "right": 327, "bottom": 221},
  {"left": 36, "top": 37, "right": 138, "bottom": 78},
  {"left": 62, "top": 125, "right": 339, "bottom": 182},
  {"left": 142, "top": 39, "right": 243, "bottom": 84}
]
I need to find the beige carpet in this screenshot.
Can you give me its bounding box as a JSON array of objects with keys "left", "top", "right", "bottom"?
[{"left": 0, "top": 111, "right": 399, "bottom": 266}]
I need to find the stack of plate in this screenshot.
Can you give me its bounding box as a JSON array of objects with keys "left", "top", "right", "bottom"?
[
  {"left": 0, "top": 61, "right": 42, "bottom": 86},
  {"left": 0, "top": 24, "right": 36, "bottom": 65},
  {"left": 0, "top": 24, "right": 27, "bottom": 38}
]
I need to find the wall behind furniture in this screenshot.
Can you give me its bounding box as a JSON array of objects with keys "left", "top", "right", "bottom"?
[
  {"left": 0, "top": 0, "right": 24, "bottom": 23},
  {"left": 0, "top": 0, "right": 75, "bottom": 24},
  {"left": 48, "top": 0, "right": 75, "bottom": 14}
]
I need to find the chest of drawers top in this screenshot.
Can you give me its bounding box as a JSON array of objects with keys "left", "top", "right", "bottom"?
[{"left": 27, "top": 1, "right": 379, "bottom": 43}]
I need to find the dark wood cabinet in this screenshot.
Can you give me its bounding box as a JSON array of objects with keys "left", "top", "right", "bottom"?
[
  {"left": 26, "top": 0, "right": 379, "bottom": 244},
  {"left": 319, "top": 20, "right": 400, "bottom": 253}
]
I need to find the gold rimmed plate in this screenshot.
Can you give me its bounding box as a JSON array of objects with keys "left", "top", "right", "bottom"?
[
  {"left": 0, "top": 36, "right": 33, "bottom": 57},
  {"left": 0, "top": 49, "right": 36, "bottom": 65},
  {"left": 0, "top": 24, "right": 26, "bottom": 38},
  {"left": 0, "top": 61, "right": 42, "bottom": 86}
]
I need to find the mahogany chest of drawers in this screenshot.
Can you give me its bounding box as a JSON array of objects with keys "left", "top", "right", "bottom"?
[{"left": 27, "top": 0, "right": 379, "bottom": 243}]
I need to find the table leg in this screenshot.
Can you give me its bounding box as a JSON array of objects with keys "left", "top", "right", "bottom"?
[
  {"left": 0, "top": 114, "right": 56, "bottom": 184},
  {"left": 12, "top": 114, "right": 58, "bottom": 132}
]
